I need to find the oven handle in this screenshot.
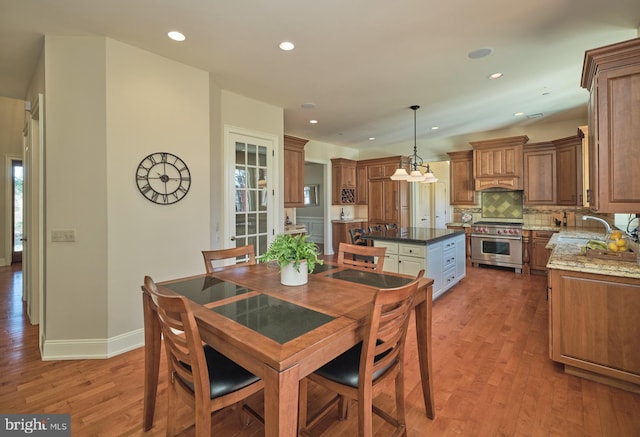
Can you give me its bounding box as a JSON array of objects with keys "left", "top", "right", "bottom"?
[{"left": 471, "top": 234, "right": 522, "bottom": 241}]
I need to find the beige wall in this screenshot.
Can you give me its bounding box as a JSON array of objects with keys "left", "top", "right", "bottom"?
[
  {"left": 44, "top": 36, "right": 109, "bottom": 349},
  {"left": 41, "top": 36, "right": 211, "bottom": 358},
  {"left": 0, "top": 96, "right": 25, "bottom": 265},
  {"left": 105, "top": 39, "right": 210, "bottom": 339}
]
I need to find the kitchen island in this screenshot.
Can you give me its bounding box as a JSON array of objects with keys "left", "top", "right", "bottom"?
[
  {"left": 362, "top": 227, "right": 466, "bottom": 300},
  {"left": 546, "top": 231, "right": 640, "bottom": 393}
]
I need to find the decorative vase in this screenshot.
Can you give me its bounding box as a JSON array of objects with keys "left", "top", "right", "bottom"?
[{"left": 280, "top": 260, "right": 308, "bottom": 286}]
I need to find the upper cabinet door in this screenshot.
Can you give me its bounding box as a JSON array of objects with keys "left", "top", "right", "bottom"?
[
  {"left": 447, "top": 150, "right": 476, "bottom": 205},
  {"left": 284, "top": 135, "right": 307, "bottom": 208},
  {"left": 581, "top": 38, "right": 640, "bottom": 212},
  {"left": 523, "top": 143, "right": 556, "bottom": 205}
]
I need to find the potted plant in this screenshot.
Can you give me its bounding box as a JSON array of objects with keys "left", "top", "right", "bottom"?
[{"left": 260, "top": 233, "right": 323, "bottom": 286}]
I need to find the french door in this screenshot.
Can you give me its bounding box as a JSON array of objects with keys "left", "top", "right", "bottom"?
[{"left": 226, "top": 130, "right": 275, "bottom": 259}]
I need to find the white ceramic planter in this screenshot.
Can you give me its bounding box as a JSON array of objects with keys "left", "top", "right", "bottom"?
[{"left": 280, "top": 261, "right": 308, "bottom": 286}]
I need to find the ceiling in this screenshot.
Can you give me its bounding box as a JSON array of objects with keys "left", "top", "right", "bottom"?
[{"left": 1, "top": 0, "right": 639, "bottom": 160}]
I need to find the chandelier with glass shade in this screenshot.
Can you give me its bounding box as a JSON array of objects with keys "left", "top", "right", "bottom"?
[{"left": 390, "top": 105, "right": 438, "bottom": 183}]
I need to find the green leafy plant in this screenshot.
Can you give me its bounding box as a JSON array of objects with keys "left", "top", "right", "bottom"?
[{"left": 260, "top": 233, "right": 323, "bottom": 273}]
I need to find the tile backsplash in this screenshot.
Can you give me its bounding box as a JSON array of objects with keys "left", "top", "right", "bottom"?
[
  {"left": 481, "top": 191, "right": 523, "bottom": 219},
  {"left": 453, "top": 204, "right": 617, "bottom": 230}
]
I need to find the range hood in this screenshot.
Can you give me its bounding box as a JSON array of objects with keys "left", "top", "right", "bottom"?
[{"left": 470, "top": 135, "right": 528, "bottom": 191}]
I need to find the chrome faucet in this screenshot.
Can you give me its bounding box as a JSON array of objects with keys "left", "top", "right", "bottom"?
[{"left": 582, "top": 215, "right": 612, "bottom": 235}]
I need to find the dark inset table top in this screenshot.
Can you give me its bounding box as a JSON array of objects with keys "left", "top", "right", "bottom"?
[
  {"left": 326, "top": 268, "right": 414, "bottom": 289},
  {"left": 211, "top": 294, "right": 335, "bottom": 344},
  {"left": 162, "top": 276, "right": 251, "bottom": 306},
  {"left": 361, "top": 227, "right": 464, "bottom": 245},
  {"left": 310, "top": 263, "right": 340, "bottom": 274}
]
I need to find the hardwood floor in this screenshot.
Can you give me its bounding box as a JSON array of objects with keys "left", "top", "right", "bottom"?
[{"left": 1, "top": 262, "right": 639, "bottom": 436}]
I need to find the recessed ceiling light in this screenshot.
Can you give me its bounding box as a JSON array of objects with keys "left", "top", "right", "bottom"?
[
  {"left": 488, "top": 72, "right": 503, "bottom": 79},
  {"left": 168, "top": 31, "right": 186, "bottom": 42},
  {"left": 468, "top": 47, "right": 493, "bottom": 59},
  {"left": 301, "top": 102, "right": 316, "bottom": 109},
  {"left": 527, "top": 113, "right": 544, "bottom": 119},
  {"left": 369, "top": 137, "right": 376, "bottom": 141},
  {"left": 514, "top": 112, "right": 525, "bottom": 116},
  {"left": 309, "top": 119, "right": 318, "bottom": 124},
  {"left": 279, "top": 41, "right": 295, "bottom": 51},
  {"left": 431, "top": 126, "right": 439, "bottom": 130}
]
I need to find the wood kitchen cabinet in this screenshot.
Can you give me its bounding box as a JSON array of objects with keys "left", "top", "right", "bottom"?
[
  {"left": 447, "top": 150, "right": 477, "bottom": 205},
  {"left": 471, "top": 135, "right": 527, "bottom": 190},
  {"left": 554, "top": 133, "right": 583, "bottom": 206},
  {"left": 548, "top": 268, "right": 640, "bottom": 391},
  {"left": 367, "top": 179, "right": 409, "bottom": 228},
  {"left": 331, "top": 220, "right": 366, "bottom": 253},
  {"left": 283, "top": 135, "right": 307, "bottom": 207},
  {"left": 331, "top": 158, "right": 357, "bottom": 204},
  {"left": 356, "top": 162, "right": 368, "bottom": 204},
  {"left": 523, "top": 142, "right": 556, "bottom": 205},
  {"left": 361, "top": 156, "right": 410, "bottom": 229},
  {"left": 529, "top": 230, "right": 557, "bottom": 274},
  {"left": 581, "top": 38, "right": 640, "bottom": 212}
]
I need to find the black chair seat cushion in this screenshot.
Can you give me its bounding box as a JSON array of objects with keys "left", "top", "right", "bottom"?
[
  {"left": 314, "top": 341, "right": 393, "bottom": 388},
  {"left": 179, "top": 345, "right": 260, "bottom": 399}
]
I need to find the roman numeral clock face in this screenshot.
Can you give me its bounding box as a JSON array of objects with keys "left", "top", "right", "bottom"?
[{"left": 136, "top": 152, "right": 191, "bottom": 205}]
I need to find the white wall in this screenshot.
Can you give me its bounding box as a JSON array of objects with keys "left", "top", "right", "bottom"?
[{"left": 41, "top": 36, "right": 211, "bottom": 358}]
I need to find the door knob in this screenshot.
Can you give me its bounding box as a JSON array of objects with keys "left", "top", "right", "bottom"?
[{"left": 230, "top": 236, "right": 236, "bottom": 241}]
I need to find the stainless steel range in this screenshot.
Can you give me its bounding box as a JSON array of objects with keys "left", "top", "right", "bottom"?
[{"left": 471, "top": 221, "right": 523, "bottom": 273}]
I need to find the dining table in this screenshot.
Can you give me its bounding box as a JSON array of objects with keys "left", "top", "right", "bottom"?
[{"left": 141, "top": 261, "right": 435, "bottom": 437}]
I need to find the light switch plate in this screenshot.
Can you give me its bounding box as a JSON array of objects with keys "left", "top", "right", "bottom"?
[{"left": 51, "top": 229, "right": 76, "bottom": 242}]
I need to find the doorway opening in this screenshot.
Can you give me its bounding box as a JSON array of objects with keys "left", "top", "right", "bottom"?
[{"left": 11, "top": 160, "right": 23, "bottom": 264}]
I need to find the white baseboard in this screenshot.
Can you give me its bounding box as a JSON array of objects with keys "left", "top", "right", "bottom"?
[{"left": 41, "top": 328, "right": 145, "bottom": 360}]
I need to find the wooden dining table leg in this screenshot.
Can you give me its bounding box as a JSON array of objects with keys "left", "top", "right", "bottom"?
[
  {"left": 415, "top": 288, "right": 435, "bottom": 419},
  {"left": 263, "top": 363, "right": 300, "bottom": 437},
  {"left": 142, "top": 292, "right": 162, "bottom": 431}
]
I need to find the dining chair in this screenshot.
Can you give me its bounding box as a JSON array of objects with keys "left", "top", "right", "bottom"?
[
  {"left": 202, "top": 244, "right": 256, "bottom": 273},
  {"left": 143, "top": 276, "right": 264, "bottom": 436},
  {"left": 298, "top": 270, "right": 426, "bottom": 437},
  {"left": 369, "top": 224, "right": 384, "bottom": 232},
  {"left": 337, "top": 242, "right": 386, "bottom": 271},
  {"left": 385, "top": 223, "right": 398, "bottom": 231},
  {"left": 348, "top": 228, "right": 369, "bottom": 246}
]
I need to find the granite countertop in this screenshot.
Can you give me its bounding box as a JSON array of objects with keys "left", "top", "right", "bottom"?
[
  {"left": 446, "top": 222, "right": 471, "bottom": 228},
  {"left": 446, "top": 222, "right": 567, "bottom": 232},
  {"left": 331, "top": 218, "right": 367, "bottom": 223},
  {"left": 546, "top": 230, "right": 640, "bottom": 279},
  {"left": 283, "top": 224, "right": 306, "bottom": 234},
  {"left": 361, "top": 227, "right": 465, "bottom": 245}
]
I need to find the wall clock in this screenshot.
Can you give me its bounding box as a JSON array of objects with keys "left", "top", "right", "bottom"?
[{"left": 136, "top": 152, "right": 191, "bottom": 205}]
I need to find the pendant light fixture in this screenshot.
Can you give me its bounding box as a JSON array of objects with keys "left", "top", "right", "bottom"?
[{"left": 390, "top": 105, "right": 437, "bottom": 183}]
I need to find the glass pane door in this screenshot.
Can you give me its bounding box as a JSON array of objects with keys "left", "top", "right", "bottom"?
[
  {"left": 12, "top": 160, "right": 23, "bottom": 263},
  {"left": 233, "top": 138, "right": 270, "bottom": 257}
]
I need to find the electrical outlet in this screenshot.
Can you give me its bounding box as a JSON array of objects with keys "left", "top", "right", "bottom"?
[{"left": 51, "top": 229, "right": 76, "bottom": 242}]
